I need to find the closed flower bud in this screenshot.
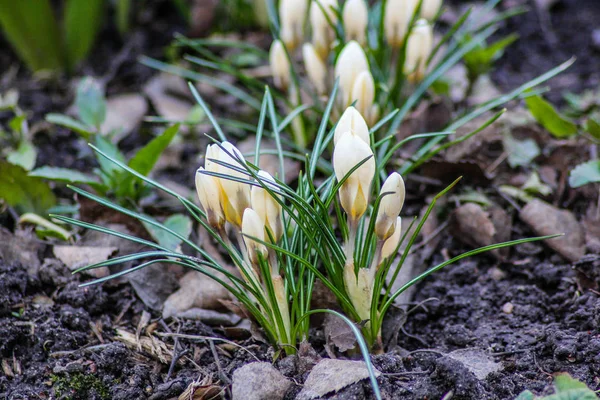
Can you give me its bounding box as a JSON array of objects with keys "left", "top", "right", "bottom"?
[
  {"left": 206, "top": 142, "right": 251, "bottom": 228},
  {"left": 310, "top": 0, "right": 338, "bottom": 59},
  {"left": 374, "top": 172, "right": 405, "bottom": 240},
  {"left": 384, "top": 0, "right": 418, "bottom": 47},
  {"left": 269, "top": 40, "right": 291, "bottom": 91},
  {"left": 196, "top": 167, "right": 225, "bottom": 230},
  {"left": 404, "top": 19, "right": 433, "bottom": 83},
  {"left": 381, "top": 217, "right": 402, "bottom": 261},
  {"left": 251, "top": 170, "right": 284, "bottom": 242},
  {"left": 421, "top": 0, "right": 442, "bottom": 20},
  {"left": 242, "top": 208, "right": 268, "bottom": 265},
  {"left": 351, "top": 70, "right": 375, "bottom": 126},
  {"left": 334, "top": 41, "right": 369, "bottom": 106},
  {"left": 343, "top": 262, "right": 373, "bottom": 321},
  {"left": 279, "top": 0, "right": 308, "bottom": 51},
  {"left": 302, "top": 43, "right": 328, "bottom": 95},
  {"left": 334, "top": 106, "right": 370, "bottom": 146},
  {"left": 333, "top": 131, "right": 375, "bottom": 220},
  {"left": 343, "top": 0, "right": 368, "bottom": 45}
]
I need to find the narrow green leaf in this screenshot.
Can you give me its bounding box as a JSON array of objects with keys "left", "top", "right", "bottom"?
[
  {"left": 128, "top": 124, "right": 179, "bottom": 176},
  {"left": 0, "top": 0, "right": 64, "bottom": 71},
  {"left": 525, "top": 95, "right": 578, "bottom": 138},
  {"left": 63, "top": 0, "right": 104, "bottom": 70},
  {"left": 45, "top": 113, "right": 95, "bottom": 138},
  {"left": 29, "top": 166, "right": 100, "bottom": 186},
  {"left": 585, "top": 118, "right": 600, "bottom": 140},
  {"left": 569, "top": 160, "right": 600, "bottom": 188}
]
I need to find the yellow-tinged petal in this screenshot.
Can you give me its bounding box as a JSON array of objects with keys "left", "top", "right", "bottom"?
[
  {"left": 404, "top": 19, "right": 433, "bottom": 83},
  {"left": 195, "top": 167, "right": 225, "bottom": 229},
  {"left": 251, "top": 170, "right": 284, "bottom": 242},
  {"left": 351, "top": 70, "right": 375, "bottom": 125},
  {"left": 374, "top": 172, "right": 405, "bottom": 240},
  {"left": 422, "top": 0, "right": 442, "bottom": 20},
  {"left": 381, "top": 216, "right": 402, "bottom": 261},
  {"left": 343, "top": 262, "right": 373, "bottom": 321},
  {"left": 384, "top": 0, "right": 418, "bottom": 47},
  {"left": 242, "top": 208, "right": 268, "bottom": 265},
  {"left": 334, "top": 41, "right": 369, "bottom": 106},
  {"left": 279, "top": 0, "right": 309, "bottom": 50},
  {"left": 310, "top": 0, "right": 338, "bottom": 59},
  {"left": 269, "top": 40, "right": 291, "bottom": 91},
  {"left": 302, "top": 43, "right": 328, "bottom": 95},
  {"left": 333, "top": 131, "right": 375, "bottom": 220},
  {"left": 334, "top": 106, "right": 370, "bottom": 145},
  {"left": 343, "top": 0, "right": 368, "bottom": 45}
]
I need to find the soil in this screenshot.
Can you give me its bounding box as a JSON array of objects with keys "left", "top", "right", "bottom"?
[{"left": 1, "top": 1, "right": 600, "bottom": 399}]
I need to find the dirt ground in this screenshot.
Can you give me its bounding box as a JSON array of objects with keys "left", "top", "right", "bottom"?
[{"left": 1, "top": 0, "right": 599, "bottom": 399}]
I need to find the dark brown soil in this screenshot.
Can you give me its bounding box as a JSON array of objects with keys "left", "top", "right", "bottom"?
[{"left": 2, "top": 1, "right": 599, "bottom": 399}]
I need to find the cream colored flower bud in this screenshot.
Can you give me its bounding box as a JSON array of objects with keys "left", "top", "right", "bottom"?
[
  {"left": 334, "top": 41, "right": 369, "bottom": 106},
  {"left": 242, "top": 208, "right": 268, "bottom": 265},
  {"left": 207, "top": 142, "right": 251, "bottom": 228},
  {"left": 421, "top": 0, "right": 442, "bottom": 20},
  {"left": 279, "top": 0, "right": 308, "bottom": 51},
  {"left": 269, "top": 40, "right": 291, "bottom": 91},
  {"left": 302, "top": 43, "right": 328, "bottom": 95},
  {"left": 196, "top": 168, "right": 225, "bottom": 230},
  {"left": 404, "top": 19, "right": 433, "bottom": 83},
  {"left": 374, "top": 172, "right": 405, "bottom": 240},
  {"left": 381, "top": 217, "right": 402, "bottom": 261},
  {"left": 251, "top": 170, "right": 284, "bottom": 242},
  {"left": 334, "top": 106, "right": 370, "bottom": 146},
  {"left": 384, "top": 0, "right": 418, "bottom": 47},
  {"left": 333, "top": 131, "right": 375, "bottom": 220},
  {"left": 343, "top": 262, "right": 373, "bottom": 321},
  {"left": 310, "top": 0, "right": 338, "bottom": 59},
  {"left": 351, "top": 70, "right": 375, "bottom": 126},
  {"left": 343, "top": 0, "right": 368, "bottom": 45}
]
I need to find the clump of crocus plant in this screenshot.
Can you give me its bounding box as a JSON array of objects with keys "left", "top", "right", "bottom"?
[{"left": 269, "top": 0, "right": 437, "bottom": 144}]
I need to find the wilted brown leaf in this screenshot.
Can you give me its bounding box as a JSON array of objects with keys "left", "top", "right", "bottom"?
[{"left": 520, "top": 199, "right": 585, "bottom": 262}]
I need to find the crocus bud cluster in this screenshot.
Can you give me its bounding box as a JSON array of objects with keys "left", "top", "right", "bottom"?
[
  {"left": 334, "top": 41, "right": 377, "bottom": 125},
  {"left": 196, "top": 141, "right": 290, "bottom": 343},
  {"left": 333, "top": 107, "right": 406, "bottom": 323},
  {"left": 195, "top": 142, "right": 284, "bottom": 268},
  {"left": 269, "top": 0, "right": 441, "bottom": 146},
  {"left": 404, "top": 19, "right": 433, "bottom": 83},
  {"left": 384, "top": 0, "right": 440, "bottom": 47}
]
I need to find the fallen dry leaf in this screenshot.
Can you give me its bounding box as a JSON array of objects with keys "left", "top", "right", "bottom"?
[
  {"left": 116, "top": 329, "right": 173, "bottom": 364},
  {"left": 101, "top": 94, "right": 147, "bottom": 142},
  {"left": 231, "top": 362, "right": 292, "bottom": 400},
  {"left": 323, "top": 314, "right": 356, "bottom": 355},
  {"left": 53, "top": 245, "right": 117, "bottom": 278},
  {"left": 144, "top": 74, "right": 193, "bottom": 122},
  {"left": 520, "top": 199, "right": 585, "bottom": 262},
  {"left": 178, "top": 375, "right": 222, "bottom": 400},
  {"left": 128, "top": 264, "right": 179, "bottom": 311},
  {"left": 297, "top": 358, "right": 381, "bottom": 400},
  {"left": 162, "top": 271, "right": 233, "bottom": 319},
  {"left": 452, "top": 203, "right": 512, "bottom": 260}
]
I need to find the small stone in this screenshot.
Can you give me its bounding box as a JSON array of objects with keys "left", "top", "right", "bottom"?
[
  {"left": 232, "top": 362, "right": 292, "bottom": 400},
  {"left": 502, "top": 302, "right": 514, "bottom": 314}
]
